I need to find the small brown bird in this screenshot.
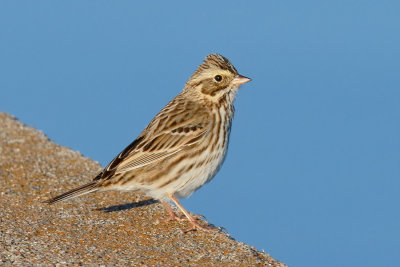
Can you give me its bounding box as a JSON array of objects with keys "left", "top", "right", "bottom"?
[{"left": 45, "top": 54, "right": 251, "bottom": 232}]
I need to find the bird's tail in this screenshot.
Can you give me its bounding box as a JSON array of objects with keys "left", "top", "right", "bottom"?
[{"left": 44, "top": 181, "right": 99, "bottom": 204}]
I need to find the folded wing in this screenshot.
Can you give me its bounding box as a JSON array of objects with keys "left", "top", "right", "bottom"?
[{"left": 94, "top": 98, "right": 210, "bottom": 181}]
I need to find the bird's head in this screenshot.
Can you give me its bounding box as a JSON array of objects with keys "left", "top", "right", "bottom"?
[{"left": 184, "top": 54, "right": 251, "bottom": 103}]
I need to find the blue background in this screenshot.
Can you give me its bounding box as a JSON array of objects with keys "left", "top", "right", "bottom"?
[{"left": 1, "top": 1, "right": 399, "bottom": 266}]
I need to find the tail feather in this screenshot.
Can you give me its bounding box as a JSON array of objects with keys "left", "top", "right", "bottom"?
[{"left": 44, "top": 181, "right": 99, "bottom": 204}]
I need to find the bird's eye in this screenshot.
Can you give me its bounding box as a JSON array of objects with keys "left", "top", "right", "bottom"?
[{"left": 214, "top": 75, "right": 222, "bottom": 82}]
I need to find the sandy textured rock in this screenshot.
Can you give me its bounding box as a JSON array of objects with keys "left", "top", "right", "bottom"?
[{"left": 0, "top": 112, "right": 286, "bottom": 266}]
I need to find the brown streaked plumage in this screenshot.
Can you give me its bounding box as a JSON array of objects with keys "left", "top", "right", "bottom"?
[{"left": 45, "top": 54, "right": 251, "bottom": 232}]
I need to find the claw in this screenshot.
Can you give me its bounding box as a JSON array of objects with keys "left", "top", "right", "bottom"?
[
  {"left": 160, "top": 213, "right": 182, "bottom": 222},
  {"left": 183, "top": 221, "right": 219, "bottom": 233},
  {"left": 160, "top": 208, "right": 203, "bottom": 224},
  {"left": 190, "top": 213, "right": 206, "bottom": 221},
  {"left": 162, "top": 194, "right": 222, "bottom": 233}
]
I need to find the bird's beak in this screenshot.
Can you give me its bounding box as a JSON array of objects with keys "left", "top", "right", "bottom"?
[{"left": 232, "top": 75, "right": 251, "bottom": 86}]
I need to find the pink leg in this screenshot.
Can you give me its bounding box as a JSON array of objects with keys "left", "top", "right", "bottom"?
[
  {"left": 161, "top": 201, "right": 204, "bottom": 222},
  {"left": 166, "top": 193, "right": 216, "bottom": 232},
  {"left": 161, "top": 201, "right": 184, "bottom": 222}
]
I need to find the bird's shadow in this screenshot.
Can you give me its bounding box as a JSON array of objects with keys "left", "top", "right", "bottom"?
[{"left": 96, "top": 198, "right": 159, "bottom": 213}]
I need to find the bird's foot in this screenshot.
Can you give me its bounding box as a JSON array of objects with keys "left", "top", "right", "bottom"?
[
  {"left": 161, "top": 197, "right": 220, "bottom": 233},
  {"left": 161, "top": 200, "right": 206, "bottom": 222},
  {"left": 162, "top": 212, "right": 205, "bottom": 223},
  {"left": 183, "top": 219, "right": 222, "bottom": 233},
  {"left": 161, "top": 211, "right": 184, "bottom": 222}
]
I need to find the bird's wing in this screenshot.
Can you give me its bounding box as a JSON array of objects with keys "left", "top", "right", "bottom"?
[{"left": 94, "top": 98, "right": 210, "bottom": 181}]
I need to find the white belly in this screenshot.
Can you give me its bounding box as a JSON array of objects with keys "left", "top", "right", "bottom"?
[{"left": 174, "top": 147, "right": 227, "bottom": 199}]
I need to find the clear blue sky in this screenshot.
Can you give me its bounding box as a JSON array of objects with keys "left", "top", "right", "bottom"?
[{"left": 1, "top": 1, "right": 399, "bottom": 266}]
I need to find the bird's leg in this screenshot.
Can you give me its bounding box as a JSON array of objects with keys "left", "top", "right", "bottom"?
[
  {"left": 161, "top": 200, "right": 205, "bottom": 223},
  {"left": 161, "top": 201, "right": 184, "bottom": 222},
  {"left": 166, "top": 193, "right": 215, "bottom": 232}
]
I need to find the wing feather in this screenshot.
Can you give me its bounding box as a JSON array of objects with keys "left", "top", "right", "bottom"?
[
  {"left": 114, "top": 127, "right": 208, "bottom": 175},
  {"left": 94, "top": 97, "right": 210, "bottom": 181}
]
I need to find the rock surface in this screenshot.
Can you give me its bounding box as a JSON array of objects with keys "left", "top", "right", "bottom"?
[{"left": 0, "top": 112, "right": 286, "bottom": 266}]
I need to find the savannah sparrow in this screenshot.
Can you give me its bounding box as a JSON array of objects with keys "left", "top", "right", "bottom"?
[{"left": 45, "top": 54, "right": 251, "bottom": 232}]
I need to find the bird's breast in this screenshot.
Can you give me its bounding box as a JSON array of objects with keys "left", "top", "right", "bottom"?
[{"left": 172, "top": 105, "right": 233, "bottom": 199}]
